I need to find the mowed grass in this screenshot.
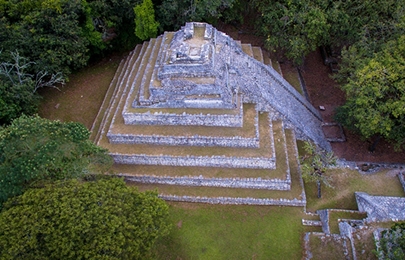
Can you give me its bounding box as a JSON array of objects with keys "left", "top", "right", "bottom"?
[
  {"left": 305, "top": 168, "right": 404, "bottom": 212},
  {"left": 38, "top": 53, "right": 124, "bottom": 129},
  {"left": 151, "top": 202, "right": 306, "bottom": 260}
]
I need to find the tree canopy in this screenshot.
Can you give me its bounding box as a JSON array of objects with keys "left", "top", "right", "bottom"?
[
  {"left": 255, "top": 0, "right": 405, "bottom": 64},
  {"left": 377, "top": 222, "right": 405, "bottom": 260},
  {"left": 156, "top": 0, "right": 236, "bottom": 30},
  {"left": 134, "top": 0, "right": 159, "bottom": 40},
  {"left": 0, "top": 115, "right": 112, "bottom": 207},
  {"left": 0, "top": 177, "right": 170, "bottom": 260},
  {"left": 336, "top": 36, "right": 405, "bottom": 149}
]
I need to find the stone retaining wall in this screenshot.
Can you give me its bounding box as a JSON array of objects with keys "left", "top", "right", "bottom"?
[
  {"left": 111, "top": 153, "right": 276, "bottom": 169},
  {"left": 398, "top": 172, "right": 405, "bottom": 192},
  {"left": 107, "top": 133, "right": 259, "bottom": 148},
  {"left": 122, "top": 174, "right": 291, "bottom": 190},
  {"left": 159, "top": 194, "right": 306, "bottom": 206}
]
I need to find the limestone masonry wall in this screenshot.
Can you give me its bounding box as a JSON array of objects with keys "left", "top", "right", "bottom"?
[
  {"left": 107, "top": 133, "right": 260, "bottom": 148},
  {"left": 122, "top": 174, "right": 291, "bottom": 190},
  {"left": 111, "top": 153, "right": 276, "bottom": 169},
  {"left": 159, "top": 194, "right": 306, "bottom": 206},
  {"left": 122, "top": 111, "right": 243, "bottom": 127}
]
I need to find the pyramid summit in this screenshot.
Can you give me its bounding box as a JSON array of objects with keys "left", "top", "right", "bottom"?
[{"left": 93, "top": 22, "right": 331, "bottom": 205}]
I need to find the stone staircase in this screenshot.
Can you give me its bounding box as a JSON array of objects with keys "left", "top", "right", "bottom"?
[{"left": 92, "top": 22, "right": 328, "bottom": 206}]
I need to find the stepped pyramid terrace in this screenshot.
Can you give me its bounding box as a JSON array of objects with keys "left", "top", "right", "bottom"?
[{"left": 93, "top": 22, "right": 332, "bottom": 206}]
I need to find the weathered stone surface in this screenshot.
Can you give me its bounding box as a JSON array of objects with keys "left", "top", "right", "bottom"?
[
  {"left": 121, "top": 22, "right": 330, "bottom": 150},
  {"left": 355, "top": 192, "right": 405, "bottom": 222}
]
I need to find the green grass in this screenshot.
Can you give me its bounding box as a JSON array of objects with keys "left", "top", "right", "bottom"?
[
  {"left": 150, "top": 203, "right": 305, "bottom": 260},
  {"left": 283, "top": 70, "right": 302, "bottom": 95},
  {"left": 308, "top": 233, "right": 351, "bottom": 260},
  {"left": 38, "top": 54, "right": 123, "bottom": 129},
  {"left": 328, "top": 210, "right": 367, "bottom": 234},
  {"left": 305, "top": 168, "right": 404, "bottom": 212}
]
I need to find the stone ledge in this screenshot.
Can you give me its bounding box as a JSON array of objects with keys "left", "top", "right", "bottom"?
[
  {"left": 107, "top": 133, "right": 260, "bottom": 148},
  {"left": 158, "top": 194, "right": 306, "bottom": 206},
  {"left": 111, "top": 153, "right": 276, "bottom": 169},
  {"left": 122, "top": 174, "right": 291, "bottom": 190}
]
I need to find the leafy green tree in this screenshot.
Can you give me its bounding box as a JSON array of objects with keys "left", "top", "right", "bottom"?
[
  {"left": 0, "top": 177, "right": 170, "bottom": 259},
  {"left": 134, "top": 0, "right": 159, "bottom": 40},
  {"left": 376, "top": 222, "right": 405, "bottom": 260},
  {"left": 255, "top": 0, "right": 405, "bottom": 65},
  {"left": 0, "top": 115, "right": 112, "bottom": 207},
  {"left": 0, "top": 51, "right": 64, "bottom": 125},
  {"left": 300, "top": 142, "right": 336, "bottom": 198},
  {"left": 157, "top": 0, "right": 235, "bottom": 30},
  {"left": 256, "top": 0, "right": 335, "bottom": 64},
  {"left": 87, "top": 0, "right": 141, "bottom": 49},
  {"left": 0, "top": 0, "right": 106, "bottom": 76},
  {"left": 335, "top": 35, "right": 405, "bottom": 150}
]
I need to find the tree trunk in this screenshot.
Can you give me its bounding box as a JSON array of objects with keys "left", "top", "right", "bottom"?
[
  {"left": 317, "top": 180, "right": 321, "bottom": 198},
  {"left": 368, "top": 135, "right": 381, "bottom": 152}
]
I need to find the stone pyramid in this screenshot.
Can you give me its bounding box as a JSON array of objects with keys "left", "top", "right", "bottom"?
[{"left": 93, "top": 22, "right": 331, "bottom": 205}]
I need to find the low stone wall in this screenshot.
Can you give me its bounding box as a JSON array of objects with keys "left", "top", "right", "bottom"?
[
  {"left": 111, "top": 153, "right": 276, "bottom": 169},
  {"left": 122, "top": 174, "right": 291, "bottom": 190},
  {"left": 122, "top": 110, "right": 243, "bottom": 127},
  {"left": 317, "top": 209, "right": 330, "bottom": 234},
  {"left": 107, "top": 133, "right": 259, "bottom": 148},
  {"left": 398, "top": 172, "right": 405, "bottom": 192},
  {"left": 158, "top": 194, "right": 306, "bottom": 206}
]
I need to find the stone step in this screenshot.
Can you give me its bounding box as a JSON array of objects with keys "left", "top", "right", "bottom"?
[
  {"left": 138, "top": 36, "right": 163, "bottom": 103},
  {"left": 95, "top": 41, "right": 151, "bottom": 145},
  {"left": 107, "top": 103, "right": 260, "bottom": 148},
  {"left": 113, "top": 119, "right": 289, "bottom": 189},
  {"left": 124, "top": 126, "right": 305, "bottom": 203},
  {"left": 263, "top": 51, "right": 273, "bottom": 68},
  {"left": 114, "top": 123, "right": 303, "bottom": 193},
  {"left": 103, "top": 116, "right": 277, "bottom": 169},
  {"left": 90, "top": 48, "right": 136, "bottom": 141},
  {"left": 252, "top": 47, "right": 264, "bottom": 63},
  {"left": 241, "top": 43, "right": 253, "bottom": 57}
]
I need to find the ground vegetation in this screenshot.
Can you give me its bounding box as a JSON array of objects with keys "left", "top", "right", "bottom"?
[{"left": 0, "top": 177, "right": 170, "bottom": 259}]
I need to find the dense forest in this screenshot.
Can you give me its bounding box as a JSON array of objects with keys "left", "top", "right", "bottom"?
[{"left": 0, "top": 1, "right": 405, "bottom": 257}]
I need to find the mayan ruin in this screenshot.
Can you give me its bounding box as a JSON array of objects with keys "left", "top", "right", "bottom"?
[{"left": 93, "top": 22, "right": 335, "bottom": 206}]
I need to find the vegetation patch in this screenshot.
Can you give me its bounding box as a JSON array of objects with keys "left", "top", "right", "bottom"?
[{"left": 151, "top": 203, "right": 305, "bottom": 259}]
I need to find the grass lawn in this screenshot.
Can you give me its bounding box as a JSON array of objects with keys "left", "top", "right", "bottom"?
[
  {"left": 38, "top": 53, "right": 124, "bottom": 129},
  {"left": 305, "top": 168, "right": 404, "bottom": 212},
  {"left": 151, "top": 203, "right": 306, "bottom": 260}
]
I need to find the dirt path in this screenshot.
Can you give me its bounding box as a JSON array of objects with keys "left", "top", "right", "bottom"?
[{"left": 299, "top": 50, "right": 405, "bottom": 164}]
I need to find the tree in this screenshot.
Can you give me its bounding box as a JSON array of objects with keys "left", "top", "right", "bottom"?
[
  {"left": 376, "top": 222, "right": 405, "bottom": 260},
  {"left": 0, "top": 0, "right": 98, "bottom": 76},
  {"left": 0, "top": 115, "right": 112, "bottom": 207},
  {"left": 157, "top": 0, "right": 235, "bottom": 30},
  {"left": 0, "top": 51, "right": 65, "bottom": 125},
  {"left": 300, "top": 142, "right": 336, "bottom": 198},
  {"left": 0, "top": 177, "right": 170, "bottom": 259},
  {"left": 255, "top": 0, "right": 405, "bottom": 65},
  {"left": 335, "top": 35, "right": 405, "bottom": 150},
  {"left": 255, "top": 0, "right": 337, "bottom": 64},
  {"left": 134, "top": 0, "right": 159, "bottom": 40}
]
